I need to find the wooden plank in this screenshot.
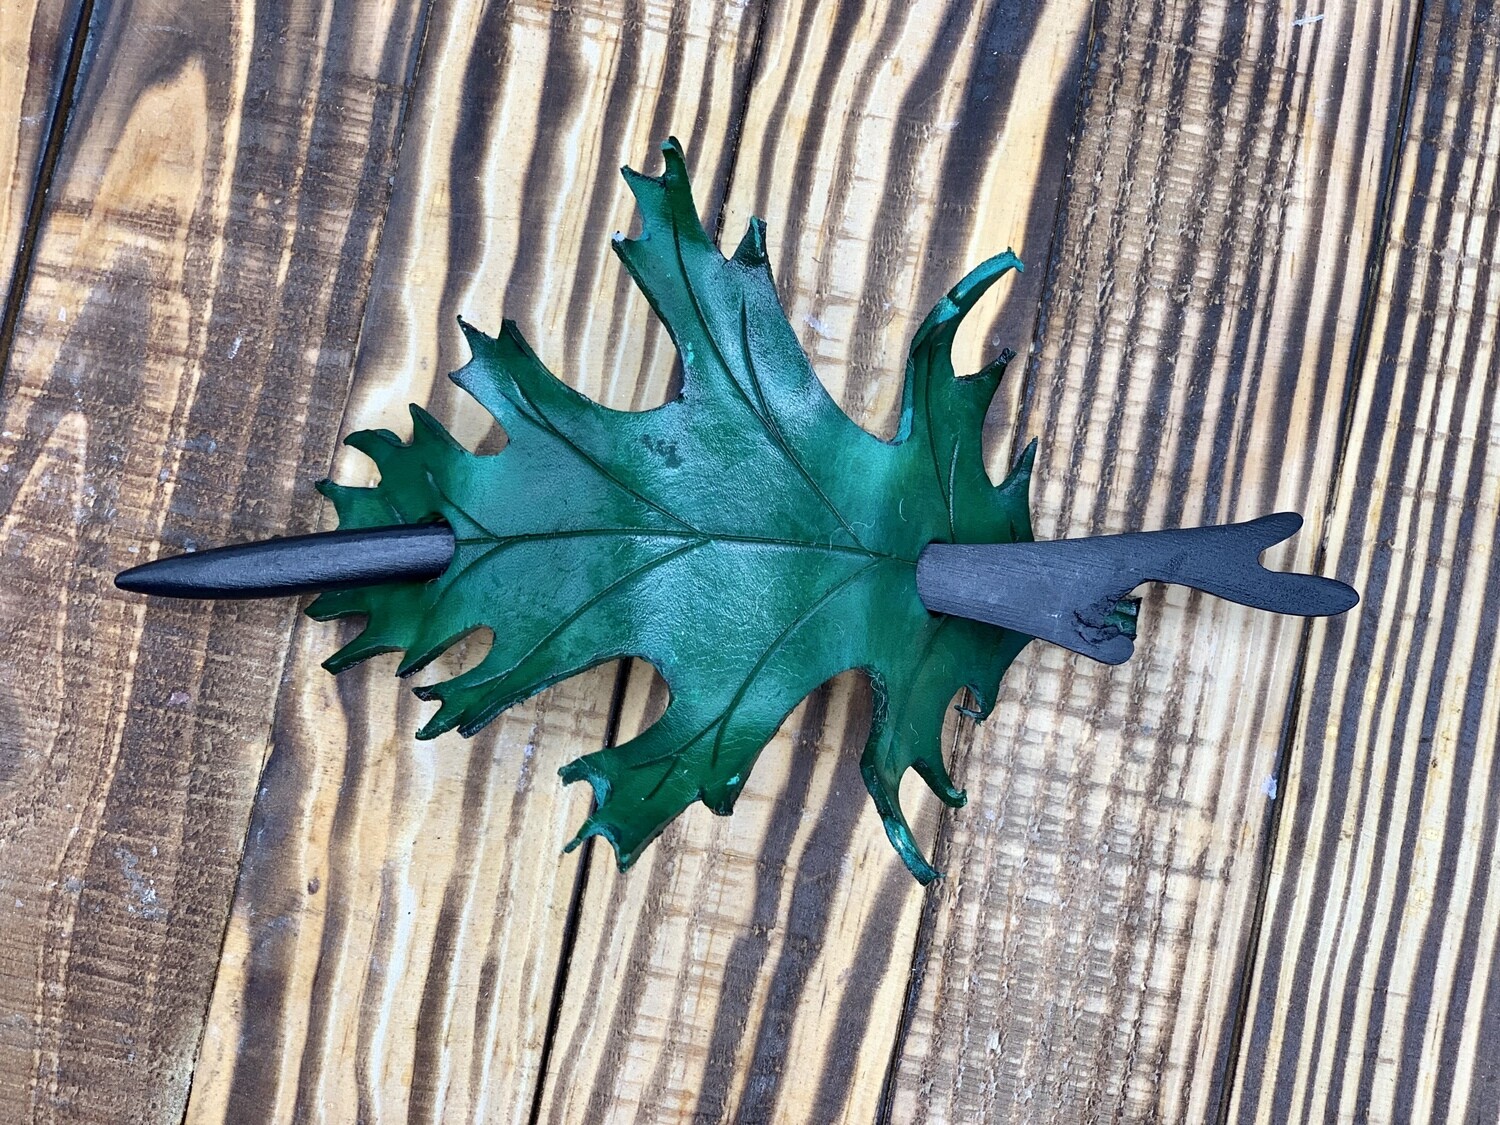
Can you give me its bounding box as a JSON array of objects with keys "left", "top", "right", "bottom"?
[
  {"left": 885, "top": 1, "right": 1424, "bottom": 1121},
  {"left": 534, "top": 2, "right": 1099, "bottom": 1121},
  {"left": 0, "top": 0, "right": 82, "bottom": 302},
  {"left": 0, "top": 1, "right": 430, "bottom": 1120},
  {"left": 185, "top": 3, "right": 770, "bottom": 1121},
  {"left": 1230, "top": 5, "right": 1500, "bottom": 1122}
]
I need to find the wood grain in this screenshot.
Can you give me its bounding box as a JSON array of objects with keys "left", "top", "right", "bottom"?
[
  {"left": 1231, "top": 3, "right": 1500, "bottom": 1122},
  {"left": 8, "top": 1, "right": 1496, "bottom": 1121},
  {"left": 0, "top": 1, "right": 429, "bottom": 1120},
  {"left": 535, "top": 2, "right": 1099, "bottom": 1121},
  {"left": 187, "top": 3, "right": 770, "bottom": 1120},
  {"left": 886, "top": 1, "right": 1424, "bottom": 1121},
  {"left": 0, "top": 0, "right": 82, "bottom": 303}
]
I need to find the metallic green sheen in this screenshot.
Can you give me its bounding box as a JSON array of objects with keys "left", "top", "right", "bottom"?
[{"left": 309, "top": 139, "right": 1036, "bottom": 883}]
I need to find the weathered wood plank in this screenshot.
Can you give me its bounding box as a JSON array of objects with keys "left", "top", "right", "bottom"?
[
  {"left": 186, "top": 3, "right": 769, "bottom": 1120},
  {"left": 0, "top": 2, "right": 430, "bottom": 1120},
  {"left": 535, "top": 2, "right": 1098, "bottom": 1121},
  {"left": 1230, "top": 4, "right": 1500, "bottom": 1122},
  {"left": 0, "top": 0, "right": 82, "bottom": 304},
  {"left": 885, "top": 1, "right": 1423, "bottom": 1121}
]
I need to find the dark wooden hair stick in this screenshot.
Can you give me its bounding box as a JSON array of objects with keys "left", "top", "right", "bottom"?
[
  {"left": 114, "top": 523, "right": 455, "bottom": 599},
  {"left": 114, "top": 511, "right": 1355, "bottom": 665},
  {"left": 917, "top": 512, "right": 1357, "bottom": 664}
]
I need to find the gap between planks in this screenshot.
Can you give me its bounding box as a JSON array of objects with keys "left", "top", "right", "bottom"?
[
  {"left": 525, "top": 658, "right": 618, "bottom": 1125},
  {"left": 1209, "top": 2, "right": 1431, "bottom": 1120},
  {"left": 874, "top": 2, "right": 1109, "bottom": 1121},
  {"left": 519, "top": 3, "right": 780, "bottom": 1116}
]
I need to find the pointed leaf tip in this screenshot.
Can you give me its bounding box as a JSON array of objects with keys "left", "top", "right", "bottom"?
[
  {"left": 620, "top": 136, "right": 690, "bottom": 194},
  {"left": 732, "top": 216, "right": 768, "bottom": 267},
  {"left": 615, "top": 137, "right": 713, "bottom": 265},
  {"left": 911, "top": 249, "right": 1025, "bottom": 357},
  {"left": 882, "top": 818, "right": 944, "bottom": 885},
  {"left": 456, "top": 316, "right": 490, "bottom": 354},
  {"left": 413, "top": 708, "right": 454, "bottom": 741},
  {"left": 409, "top": 402, "right": 461, "bottom": 449},
  {"left": 949, "top": 249, "right": 1023, "bottom": 307},
  {"left": 1018, "top": 436, "right": 1037, "bottom": 471},
  {"left": 915, "top": 756, "right": 967, "bottom": 808},
  {"left": 658, "top": 143, "right": 698, "bottom": 213},
  {"left": 996, "top": 437, "right": 1037, "bottom": 490}
]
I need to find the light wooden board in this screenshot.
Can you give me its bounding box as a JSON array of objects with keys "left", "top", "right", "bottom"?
[
  {"left": 0, "top": 0, "right": 81, "bottom": 305},
  {"left": 1230, "top": 4, "right": 1500, "bottom": 1122},
  {"left": 885, "top": 1, "right": 1423, "bottom": 1121},
  {"left": 7, "top": 0, "right": 1498, "bottom": 1121},
  {"left": 187, "top": 3, "right": 770, "bottom": 1120},
  {"left": 535, "top": 2, "right": 1099, "bottom": 1121},
  {"left": 0, "top": 1, "right": 430, "bottom": 1120}
]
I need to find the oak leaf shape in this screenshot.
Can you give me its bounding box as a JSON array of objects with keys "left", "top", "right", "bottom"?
[{"left": 311, "top": 139, "right": 1037, "bottom": 882}]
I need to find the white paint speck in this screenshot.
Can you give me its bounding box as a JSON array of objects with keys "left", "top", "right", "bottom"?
[
  {"left": 1261, "top": 775, "right": 1279, "bottom": 799},
  {"left": 114, "top": 846, "right": 165, "bottom": 921},
  {"left": 228, "top": 335, "right": 242, "bottom": 359},
  {"left": 1292, "top": 12, "right": 1324, "bottom": 26},
  {"left": 804, "top": 314, "right": 832, "bottom": 338}
]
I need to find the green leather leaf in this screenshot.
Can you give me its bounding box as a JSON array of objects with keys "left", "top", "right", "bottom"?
[{"left": 311, "top": 138, "right": 1036, "bottom": 883}]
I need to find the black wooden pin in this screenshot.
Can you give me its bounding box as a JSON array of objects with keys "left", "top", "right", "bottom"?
[
  {"left": 916, "top": 512, "right": 1356, "bottom": 664},
  {"left": 115, "top": 524, "right": 454, "bottom": 599}
]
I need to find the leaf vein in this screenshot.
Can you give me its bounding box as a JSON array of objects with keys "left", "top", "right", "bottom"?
[
  {"left": 504, "top": 372, "right": 700, "bottom": 535},
  {"left": 709, "top": 557, "right": 886, "bottom": 767},
  {"left": 444, "top": 537, "right": 709, "bottom": 721},
  {"left": 663, "top": 206, "right": 870, "bottom": 553}
]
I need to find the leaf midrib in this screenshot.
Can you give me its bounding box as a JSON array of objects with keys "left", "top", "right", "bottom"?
[{"left": 452, "top": 527, "right": 912, "bottom": 562}]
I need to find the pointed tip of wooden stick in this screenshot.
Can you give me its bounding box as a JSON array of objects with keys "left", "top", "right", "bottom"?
[
  {"left": 113, "top": 562, "right": 154, "bottom": 595},
  {"left": 112, "top": 524, "right": 455, "bottom": 600}
]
